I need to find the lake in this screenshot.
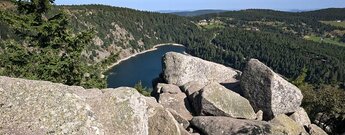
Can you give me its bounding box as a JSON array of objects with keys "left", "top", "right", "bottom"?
[{"left": 106, "top": 45, "right": 186, "bottom": 89}]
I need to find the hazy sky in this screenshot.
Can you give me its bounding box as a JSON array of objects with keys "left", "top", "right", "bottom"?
[{"left": 55, "top": 0, "right": 345, "bottom": 11}]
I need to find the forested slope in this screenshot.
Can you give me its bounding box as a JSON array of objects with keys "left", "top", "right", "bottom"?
[
  {"left": 56, "top": 5, "right": 202, "bottom": 64},
  {"left": 1, "top": 3, "right": 201, "bottom": 65},
  {"left": 188, "top": 28, "right": 345, "bottom": 84},
  {"left": 1, "top": 1, "right": 344, "bottom": 133},
  {"left": 188, "top": 8, "right": 345, "bottom": 85},
  {"left": 0, "top": 1, "right": 202, "bottom": 88},
  {"left": 186, "top": 9, "right": 345, "bottom": 134}
]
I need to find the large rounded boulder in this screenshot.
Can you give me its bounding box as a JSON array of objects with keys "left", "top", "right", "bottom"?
[
  {"left": 241, "top": 59, "right": 303, "bottom": 120},
  {"left": 192, "top": 82, "right": 256, "bottom": 120},
  {"left": 0, "top": 76, "right": 183, "bottom": 135},
  {"left": 145, "top": 97, "right": 181, "bottom": 135},
  {"left": 191, "top": 116, "right": 287, "bottom": 135},
  {"left": 162, "top": 52, "right": 240, "bottom": 86}
]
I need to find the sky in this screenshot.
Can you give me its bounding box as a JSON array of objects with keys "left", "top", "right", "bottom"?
[{"left": 55, "top": 0, "right": 345, "bottom": 11}]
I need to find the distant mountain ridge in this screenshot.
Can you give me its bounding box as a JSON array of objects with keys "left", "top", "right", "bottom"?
[
  {"left": 165, "top": 8, "right": 343, "bottom": 17},
  {"left": 171, "top": 9, "right": 228, "bottom": 16},
  {"left": 195, "top": 8, "right": 345, "bottom": 21},
  {"left": 1, "top": 1, "right": 345, "bottom": 134}
]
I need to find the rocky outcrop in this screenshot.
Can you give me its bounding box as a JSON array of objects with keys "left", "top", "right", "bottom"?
[
  {"left": 154, "top": 55, "right": 326, "bottom": 135},
  {"left": 1, "top": 53, "right": 328, "bottom": 135},
  {"left": 158, "top": 89, "right": 193, "bottom": 122},
  {"left": 191, "top": 82, "right": 256, "bottom": 119},
  {"left": 152, "top": 83, "right": 181, "bottom": 97},
  {"left": 0, "top": 76, "right": 181, "bottom": 135},
  {"left": 289, "top": 107, "right": 311, "bottom": 127},
  {"left": 157, "top": 83, "right": 181, "bottom": 94},
  {"left": 167, "top": 108, "right": 190, "bottom": 129},
  {"left": 191, "top": 116, "right": 287, "bottom": 135},
  {"left": 241, "top": 59, "right": 303, "bottom": 120},
  {"left": 0, "top": 76, "right": 149, "bottom": 135},
  {"left": 145, "top": 97, "right": 181, "bottom": 135},
  {"left": 162, "top": 52, "right": 240, "bottom": 86},
  {"left": 269, "top": 114, "right": 305, "bottom": 135},
  {"left": 179, "top": 125, "right": 192, "bottom": 135},
  {"left": 256, "top": 110, "right": 264, "bottom": 121},
  {"left": 180, "top": 81, "right": 205, "bottom": 96},
  {"left": 307, "top": 124, "right": 328, "bottom": 135},
  {"left": 79, "top": 87, "right": 149, "bottom": 135}
]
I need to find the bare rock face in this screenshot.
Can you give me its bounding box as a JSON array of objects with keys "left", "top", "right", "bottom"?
[
  {"left": 289, "top": 107, "right": 311, "bottom": 127},
  {"left": 192, "top": 82, "right": 256, "bottom": 120},
  {"left": 0, "top": 76, "right": 148, "bottom": 135},
  {"left": 191, "top": 116, "right": 287, "bottom": 135},
  {"left": 153, "top": 83, "right": 192, "bottom": 128},
  {"left": 0, "top": 77, "right": 105, "bottom": 135},
  {"left": 241, "top": 59, "right": 303, "bottom": 120},
  {"left": 154, "top": 83, "right": 182, "bottom": 95},
  {"left": 181, "top": 81, "right": 206, "bottom": 110},
  {"left": 307, "top": 124, "right": 328, "bottom": 135},
  {"left": 179, "top": 126, "right": 192, "bottom": 135},
  {"left": 82, "top": 87, "right": 150, "bottom": 135},
  {"left": 181, "top": 81, "right": 206, "bottom": 96},
  {"left": 145, "top": 97, "right": 181, "bottom": 135},
  {"left": 256, "top": 110, "right": 264, "bottom": 121},
  {"left": 167, "top": 108, "right": 190, "bottom": 129},
  {"left": 269, "top": 114, "right": 305, "bottom": 135},
  {"left": 0, "top": 76, "right": 175, "bottom": 135},
  {"left": 158, "top": 92, "right": 193, "bottom": 121},
  {"left": 1, "top": 53, "right": 320, "bottom": 135},
  {"left": 162, "top": 52, "right": 240, "bottom": 86}
]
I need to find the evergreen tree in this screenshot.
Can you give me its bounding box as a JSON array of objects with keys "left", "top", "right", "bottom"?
[
  {"left": 134, "top": 81, "right": 151, "bottom": 96},
  {"left": 341, "top": 34, "right": 345, "bottom": 43},
  {"left": 0, "top": 0, "right": 105, "bottom": 88}
]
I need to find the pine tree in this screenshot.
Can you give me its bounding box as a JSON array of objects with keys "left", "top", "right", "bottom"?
[{"left": 0, "top": 0, "right": 106, "bottom": 88}]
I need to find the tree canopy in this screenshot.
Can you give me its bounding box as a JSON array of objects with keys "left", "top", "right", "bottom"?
[{"left": 0, "top": 0, "right": 106, "bottom": 88}]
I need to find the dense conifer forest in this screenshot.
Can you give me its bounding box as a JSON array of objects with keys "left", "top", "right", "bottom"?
[
  {"left": 0, "top": 0, "right": 344, "bottom": 133},
  {"left": 184, "top": 9, "right": 345, "bottom": 134}
]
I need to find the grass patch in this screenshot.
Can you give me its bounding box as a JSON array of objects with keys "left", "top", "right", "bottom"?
[
  {"left": 200, "top": 23, "right": 225, "bottom": 30},
  {"left": 320, "top": 21, "right": 345, "bottom": 28},
  {"left": 304, "top": 35, "right": 345, "bottom": 47}
]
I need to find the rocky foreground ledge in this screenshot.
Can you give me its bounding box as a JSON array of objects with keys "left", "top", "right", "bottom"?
[{"left": 0, "top": 52, "right": 327, "bottom": 135}]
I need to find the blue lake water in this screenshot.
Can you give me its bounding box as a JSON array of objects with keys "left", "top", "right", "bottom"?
[{"left": 106, "top": 45, "right": 186, "bottom": 88}]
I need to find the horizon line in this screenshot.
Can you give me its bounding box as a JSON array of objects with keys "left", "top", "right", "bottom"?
[{"left": 54, "top": 3, "right": 344, "bottom": 13}]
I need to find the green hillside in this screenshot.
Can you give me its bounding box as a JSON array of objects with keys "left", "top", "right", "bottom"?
[
  {"left": 0, "top": 1, "right": 202, "bottom": 88},
  {"left": 186, "top": 9, "right": 345, "bottom": 133},
  {"left": 0, "top": 1, "right": 344, "bottom": 133},
  {"left": 1, "top": 1, "right": 345, "bottom": 91},
  {"left": 1, "top": 4, "right": 201, "bottom": 64},
  {"left": 188, "top": 8, "right": 345, "bottom": 84},
  {"left": 56, "top": 5, "right": 201, "bottom": 64}
]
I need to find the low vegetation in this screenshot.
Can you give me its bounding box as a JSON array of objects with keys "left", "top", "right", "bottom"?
[
  {"left": 134, "top": 81, "right": 151, "bottom": 96},
  {"left": 304, "top": 35, "right": 345, "bottom": 47},
  {"left": 321, "top": 21, "right": 345, "bottom": 28},
  {"left": 0, "top": 0, "right": 344, "bottom": 133},
  {"left": 0, "top": 0, "right": 106, "bottom": 88}
]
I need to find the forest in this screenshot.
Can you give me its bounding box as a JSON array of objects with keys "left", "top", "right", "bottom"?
[
  {"left": 0, "top": 0, "right": 203, "bottom": 88},
  {"left": 184, "top": 9, "right": 345, "bottom": 134},
  {"left": 0, "top": 0, "right": 344, "bottom": 134},
  {"left": 188, "top": 28, "right": 345, "bottom": 85}
]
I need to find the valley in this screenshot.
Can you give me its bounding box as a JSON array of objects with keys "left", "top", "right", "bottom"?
[{"left": 0, "top": 0, "right": 344, "bottom": 134}]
